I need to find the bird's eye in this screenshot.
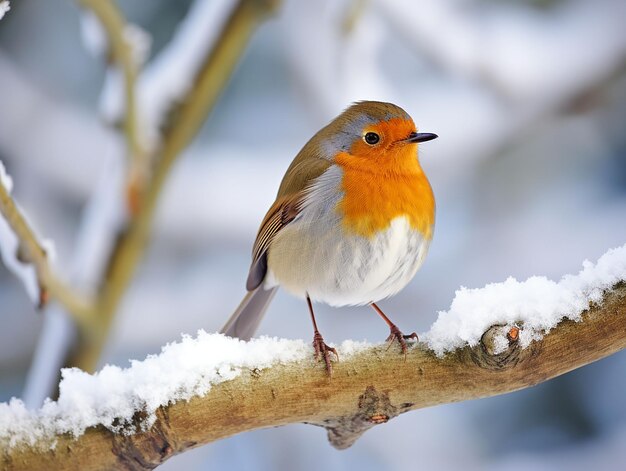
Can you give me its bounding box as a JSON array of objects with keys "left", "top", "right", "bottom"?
[{"left": 364, "top": 132, "right": 380, "bottom": 145}]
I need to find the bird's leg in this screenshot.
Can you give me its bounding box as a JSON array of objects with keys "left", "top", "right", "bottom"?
[
  {"left": 371, "top": 302, "right": 418, "bottom": 358},
  {"left": 307, "top": 295, "right": 338, "bottom": 375}
]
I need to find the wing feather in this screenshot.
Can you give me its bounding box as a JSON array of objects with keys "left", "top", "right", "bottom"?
[
  {"left": 246, "top": 154, "right": 332, "bottom": 291},
  {"left": 246, "top": 193, "right": 305, "bottom": 291}
]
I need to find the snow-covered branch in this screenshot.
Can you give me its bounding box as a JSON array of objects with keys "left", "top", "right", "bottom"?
[
  {"left": 2, "top": 245, "right": 625, "bottom": 470},
  {"left": 0, "top": 161, "right": 94, "bottom": 324},
  {"left": 78, "top": 0, "right": 151, "bottom": 214}
]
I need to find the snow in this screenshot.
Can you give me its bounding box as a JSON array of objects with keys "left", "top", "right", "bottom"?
[
  {"left": 99, "top": 23, "right": 152, "bottom": 123},
  {"left": 0, "top": 159, "right": 13, "bottom": 191},
  {"left": 69, "top": 155, "right": 128, "bottom": 291},
  {"left": 124, "top": 24, "right": 151, "bottom": 67},
  {"left": 99, "top": 0, "right": 236, "bottom": 147},
  {"left": 80, "top": 12, "right": 151, "bottom": 63},
  {"left": 0, "top": 332, "right": 369, "bottom": 448},
  {"left": 423, "top": 244, "right": 626, "bottom": 356},
  {"left": 136, "top": 0, "right": 235, "bottom": 141},
  {"left": 79, "top": 12, "right": 107, "bottom": 58},
  {"left": 0, "top": 161, "right": 41, "bottom": 303},
  {"left": 98, "top": 23, "right": 151, "bottom": 142},
  {"left": 98, "top": 67, "right": 124, "bottom": 123},
  {"left": 0, "top": 1, "right": 9, "bottom": 21},
  {"left": 98, "top": 0, "right": 233, "bottom": 146}
]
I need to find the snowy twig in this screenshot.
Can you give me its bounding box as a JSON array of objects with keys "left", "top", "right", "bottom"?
[
  {"left": 135, "top": 0, "right": 236, "bottom": 138},
  {"left": 77, "top": 0, "right": 149, "bottom": 215},
  {"left": 2, "top": 283, "right": 625, "bottom": 469},
  {"left": 2, "top": 247, "right": 625, "bottom": 469},
  {"left": 0, "top": 164, "right": 94, "bottom": 325}
]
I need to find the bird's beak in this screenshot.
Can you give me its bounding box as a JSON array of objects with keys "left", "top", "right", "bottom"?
[{"left": 404, "top": 132, "right": 438, "bottom": 143}]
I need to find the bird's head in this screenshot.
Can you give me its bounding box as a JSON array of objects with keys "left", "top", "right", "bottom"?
[{"left": 319, "top": 101, "right": 437, "bottom": 170}]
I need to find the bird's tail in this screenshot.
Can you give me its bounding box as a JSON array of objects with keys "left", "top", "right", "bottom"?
[{"left": 220, "top": 287, "right": 278, "bottom": 341}]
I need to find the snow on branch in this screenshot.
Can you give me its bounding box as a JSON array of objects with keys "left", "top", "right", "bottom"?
[
  {"left": 0, "top": 162, "right": 39, "bottom": 301},
  {"left": 1, "top": 245, "right": 625, "bottom": 469},
  {"left": 0, "top": 1, "right": 9, "bottom": 21},
  {"left": 77, "top": 0, "right": 151, "bottom": 214},
  {"left": 424, "top": 245, "right": 626, "bottom": 355},
  {"left": 1, "top": 335, "right": 367, "bottom": 448},
  {"left": 0, "top": 161, "right": 93, "bottom": 322},
  {"left": 136, "top": 0, "right": 236, "bottom": 140}
]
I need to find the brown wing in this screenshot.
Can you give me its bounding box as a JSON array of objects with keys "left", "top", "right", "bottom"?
[
  {"left": 246, "top": 193, "right": 305, "bottom": 291},
  {"left": 246, "top": 144, "right": 333, "bottom": 291}
]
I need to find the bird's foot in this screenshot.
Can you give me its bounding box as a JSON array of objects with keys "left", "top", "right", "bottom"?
[
  {"left": 313, "top": 330, "right": 338, "bottom": 375},
  {"left": 386, "top": 325, "right": 418, "bottom": 358}
]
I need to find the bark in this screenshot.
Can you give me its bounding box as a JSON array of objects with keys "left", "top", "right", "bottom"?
[{"left": 3, "top": 283, "right": 625, "bottom": 470}]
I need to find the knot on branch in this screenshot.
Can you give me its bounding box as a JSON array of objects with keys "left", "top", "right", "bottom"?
[
  {"left": 320, "top": 385, "right": 400, "bottom": 450},
  {"left": 110, "top": 407, "right": 175, "bottom": 471},
  {"left": 470, "top": 324, "right": 529, "bottom": 370}
]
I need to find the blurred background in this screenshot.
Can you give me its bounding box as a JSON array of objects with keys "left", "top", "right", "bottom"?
[{"left": 1, "top": 0, "right": 626, "bottom": 469}]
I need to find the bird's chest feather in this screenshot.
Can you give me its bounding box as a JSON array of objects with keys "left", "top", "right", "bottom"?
[{"left": 335, "top": 158, "right": 435, "bottom": 240}]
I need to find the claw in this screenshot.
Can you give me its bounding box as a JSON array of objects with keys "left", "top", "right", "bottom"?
[
  {"left": 386, "top": 325, "right": 418, "bottom": 359},
  {"left": 313, "top": 330, "right": 338, "bottom": 375}
]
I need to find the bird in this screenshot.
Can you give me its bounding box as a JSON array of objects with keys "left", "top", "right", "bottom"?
[{"left": 221, "top": 101, "right": 437, "bottom": 373}]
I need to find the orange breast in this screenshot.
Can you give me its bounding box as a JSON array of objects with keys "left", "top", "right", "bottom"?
[{"left": 334, "top": 151, "right": 435, "bottom": 239}]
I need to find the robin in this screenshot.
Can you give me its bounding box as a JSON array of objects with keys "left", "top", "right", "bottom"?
[{"left": 222, "top": 101, "right": 437, "bottom": 373}]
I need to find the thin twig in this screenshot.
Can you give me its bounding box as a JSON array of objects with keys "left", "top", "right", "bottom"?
[
  {"left": 0, "top": 181, "right": 95, "bottom": 326},
  {"left": 78, "top": 0, "right": 147, "bottom": 214}
]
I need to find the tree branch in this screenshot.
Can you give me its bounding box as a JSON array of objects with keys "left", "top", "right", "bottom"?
[
  {"left": 78, "top": 0, "right": 147, "bottom": 210},
  {"left": 3, "top": 282, "right": 624, "bottom": 470},
  {"left": 0, "top": 173, "right": 95, "bottom": 325},
  {"left": 63, "top": 0, "right": 281, "bottom": 374}
]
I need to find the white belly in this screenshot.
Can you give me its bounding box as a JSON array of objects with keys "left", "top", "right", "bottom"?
[{"left": 264, "top": 166, "right": 431, "bottom": 306}]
